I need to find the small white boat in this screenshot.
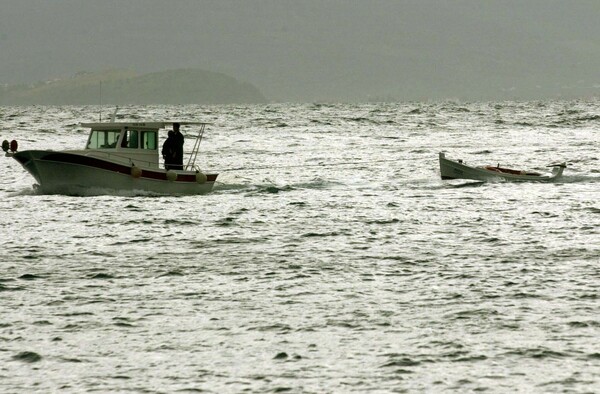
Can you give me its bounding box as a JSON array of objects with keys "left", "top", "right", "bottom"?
[
  {"left": 439, "top": 152, "right": 565, "bottom": 182},
  {"left": 3, "top": 121, "right": 217, "bottom": 195}
]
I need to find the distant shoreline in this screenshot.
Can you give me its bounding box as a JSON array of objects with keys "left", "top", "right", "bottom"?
[{"left": 0, "top": 68, "right": 267, "bottom": 106}]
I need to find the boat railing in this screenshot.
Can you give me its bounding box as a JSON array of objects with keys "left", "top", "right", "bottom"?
[
  {"left": 85, "top": 151, "right": 158, "bottom": 168},
  {"left": 185, "top": 123, "right": 206, "bottom": 171}
]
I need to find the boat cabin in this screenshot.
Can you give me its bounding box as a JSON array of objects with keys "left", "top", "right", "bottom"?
[{"left": 79, "top": 122, "right": 206, "bottom": 170}]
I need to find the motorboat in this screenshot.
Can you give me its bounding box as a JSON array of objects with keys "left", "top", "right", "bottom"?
[
  {"left": 439, "top": 152, "right": 565, "bottom": 182},
  {"left": 3, "top": 120, "right": 218, "bottom": 195}
]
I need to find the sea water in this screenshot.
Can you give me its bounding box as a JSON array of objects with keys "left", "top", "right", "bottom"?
[{"left": 0, "top": 101, "right": 598, "bottom": 392}]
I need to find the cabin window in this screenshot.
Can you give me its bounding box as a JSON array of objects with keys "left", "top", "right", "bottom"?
[
  {"left": 86, "top": 128, "right": 157, "bottom": 150},
  {"left": 141, "top": 131, "right": 157, "bottom": 150},
  {"left": 122, "top": 130, "right": 140, "bottom": 149},
  {"left": 87, "top": 129, "right": 121, "bottom": 149}
]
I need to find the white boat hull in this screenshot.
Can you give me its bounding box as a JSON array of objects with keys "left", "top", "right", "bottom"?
[
  {"left": 11, "top": 150, "right": 217, "bottom": 195},
  {"left": 439, "top": 152, "right": 565, "bottom": 182}
]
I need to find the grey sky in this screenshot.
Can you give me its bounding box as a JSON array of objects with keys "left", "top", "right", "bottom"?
[{"left": 1, "top": 0, "right": 599, "bottom": 101}]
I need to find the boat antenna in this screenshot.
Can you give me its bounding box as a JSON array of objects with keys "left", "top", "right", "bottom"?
[{"left": 99, "top": 81, "right": 102, "bottom": 122}]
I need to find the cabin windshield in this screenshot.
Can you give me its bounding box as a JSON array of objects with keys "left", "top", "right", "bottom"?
[{"left": 86, "top": 129, "right": 121, "bottom": 149}]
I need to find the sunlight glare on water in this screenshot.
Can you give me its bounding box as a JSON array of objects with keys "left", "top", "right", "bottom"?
[{"left": 0, "top": 101, "right": 599, "bottom": 392}]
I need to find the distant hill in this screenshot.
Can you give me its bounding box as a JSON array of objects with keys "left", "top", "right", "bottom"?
[{"left": 0, "top": 69, "right": 267, "bottom": 105}]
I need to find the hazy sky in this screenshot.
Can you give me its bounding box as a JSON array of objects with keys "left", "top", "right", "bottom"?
[{"left": 2, "top": 0, "right": 600, "bottom": 101}]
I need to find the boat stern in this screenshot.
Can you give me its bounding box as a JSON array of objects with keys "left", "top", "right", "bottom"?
[{"left": 550, "top": 162, "right": 567, "bottom": 179}]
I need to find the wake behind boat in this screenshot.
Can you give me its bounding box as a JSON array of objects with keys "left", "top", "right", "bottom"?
[
  {"left": 3, "top": 121, "right": 217, "bottom": 195},
  {"left": 439, "top": 152, "right": 565, "bottom": 182}
]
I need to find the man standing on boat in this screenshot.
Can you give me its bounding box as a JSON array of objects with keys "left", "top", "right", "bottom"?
[
  {"left": 162, "top": 130, "right": 176, "bottom": 170},
  {"left": 172, "top": 123, "right": 185, "bottom": 170}
]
